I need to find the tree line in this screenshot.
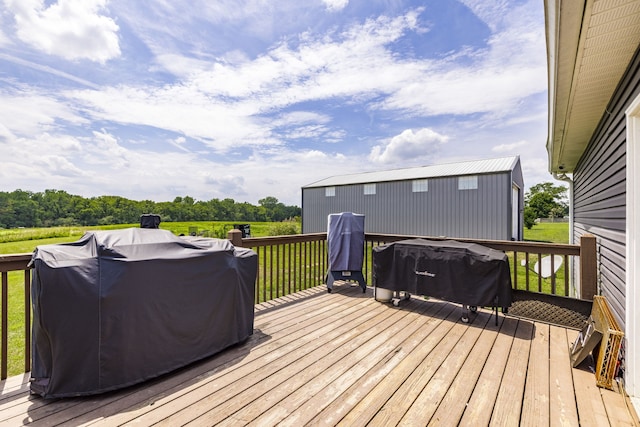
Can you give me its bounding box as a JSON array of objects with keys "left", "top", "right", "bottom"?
[
  {"left": 524, "top": 182, "right": 569, "bottom": 229},
  {"left": 0, "top": 189, "right": 301, "bottom": 229}
]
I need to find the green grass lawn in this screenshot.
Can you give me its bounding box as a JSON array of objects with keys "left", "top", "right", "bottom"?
[
  {"left": 0, "top": 221, "right": 285, "bottom": 255},
  {"left": 523, "top": 221, "right": 569, "bottom": 244},
  {"left": 513, "top": 221, "right": 571, "bottom": 295}
]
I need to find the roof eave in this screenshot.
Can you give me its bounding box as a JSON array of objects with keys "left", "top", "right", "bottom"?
[
  {"left": 544, "top": 0, "right": 585, "bottom": 174},
  {"left": 545, "top": 0, "right": 640, "bottom": 174}
]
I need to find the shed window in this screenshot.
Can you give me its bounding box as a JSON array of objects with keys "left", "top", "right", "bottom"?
[
  {"left": 325, "top": 186, "right": 335, "bottom": 197},
  {"left": 412, "top": 179, "right": 429, "bottom": 192},
  {"left": 458, "top": 175, "right": 478, "bottom": 190},
  {"left": 364, "top": 183, "right": 376, "bottom": 195}
]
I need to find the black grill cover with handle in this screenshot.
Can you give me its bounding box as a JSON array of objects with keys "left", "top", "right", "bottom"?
[
  {"left": 372, "top": 238, "right": 512, "bottom": 309},
  {"left": 30, "top": 228, "right": 257, "bottom": 398}
]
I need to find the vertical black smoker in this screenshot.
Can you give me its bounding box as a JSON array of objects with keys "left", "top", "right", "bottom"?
[{"left": 325, "top": 212, "right": 366, "bottom": 293}]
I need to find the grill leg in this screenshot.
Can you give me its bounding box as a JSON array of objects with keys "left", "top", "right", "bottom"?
[{"left": 461, "top": 305, "right": 470, "bottom": 323}]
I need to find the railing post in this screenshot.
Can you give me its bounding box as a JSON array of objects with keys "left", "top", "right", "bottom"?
[
  {"left": 580, "top": 233, "right": 597, "bottom": 300},
  {"left": 227, "top": 229, "right": 243, "bottom": 247}
]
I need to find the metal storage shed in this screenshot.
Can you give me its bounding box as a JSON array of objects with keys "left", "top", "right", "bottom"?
[{"left": 301, "top": 156, "right": 524, "bottom": 241}]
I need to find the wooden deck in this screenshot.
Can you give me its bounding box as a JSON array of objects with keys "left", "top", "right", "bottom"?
[{"left": 1, "top": 284, "right": 638, "bottom": 426}]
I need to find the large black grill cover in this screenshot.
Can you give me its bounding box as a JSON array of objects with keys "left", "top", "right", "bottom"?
[
  {"left": 373, "top": 239, "right": 512, "bottom": 309},
  {"left": 30, "top": 228, "right": 257, "bottom": 398}
]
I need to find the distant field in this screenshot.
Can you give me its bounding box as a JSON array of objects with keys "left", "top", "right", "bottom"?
[
  {"left": 1, "top": 220, "right": 570, "bottom": 254},
  {"left": 523, "top": 221, "right": 570, "bottom": 244},
  {"left": 0, "top": 221, "right": 281, "bottom": 255}
]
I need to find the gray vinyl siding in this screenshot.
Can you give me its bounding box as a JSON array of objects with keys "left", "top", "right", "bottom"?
[
  {"left": 572, "top": 45, "right": 640, "bottom": 330},
  {"left": 302, "top": 172, "right": 517, "bottom": 240}
]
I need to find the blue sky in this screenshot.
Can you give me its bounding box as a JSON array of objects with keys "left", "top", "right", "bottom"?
[{"left": 0, "top": 0, "right": 550, "bottom": 206}]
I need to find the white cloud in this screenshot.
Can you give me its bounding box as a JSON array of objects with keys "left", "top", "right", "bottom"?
[
  {"left": 493, "top": 140, "right": 528, "bottom": 153},
  {"left": 0, "top": 90, "right": 87, "bottom": 136},
  {"left": 110, "top": 1, "right": 319, "bottom": 63},
  {"left": 168, "top": 136, "right": 191, "bottom": 153},
  {"left": 0, "top": 29, "right": 9, "bottom": 46},
  {"left": 62, "top": 10, "right": 428, "bottom": 152},
  {"left": 0, "top": 122, "right": 15, "bottom": 141},
  {"left": 234, "top": 148, "right": 357, "bottom": 202},
  {"left": 32, "top": 154, "right": 84, "bottom": 177},
  {"left": 67, "top": 85, "right": 278, "bottom": 152},
  {"left": 323, "top": 0, "right": 349, "bottom": 12},
  {"left": 5, "top": 132, "right": 82, "bottom": 158},
  {"left": 458, "top": 0, "right": 510, "bottom": 32},
  {"left": 272, "top": 111, "right": 338, "bottom": 140},
  {"left": 323, "top": 130, "right": 346, "bottom": 143},
  {"left": 369, "top": 128, "right": 449, "bottom": 164},
  {"left": 0, "top": 53, "right": 101, "bottom": 88},
  {"left": 377, "top": 5, "right": 546, "bottom": 118},
  {"left": 203, "top": 175, "right": 247, "bottom": 197},
  {"left": 273, "top": 111, "right": 332, "bottom": 127},
  {"left": 152, "top": 54, "right": 212, "bottom": 79},
  {"left": 87, "top": 130, "right": 130, "bottom": 168},
  {"left": 5, "top": 0, "right": 121, "bottom": 63},
  {"left": 300, "top": 149, "right": 329, "bottom": 161},
  {"left": 184, "top": 10, "right": 425, "bottom": 103},
  {"left": 0, "top": 132, "right": 85, "bottom": 188},
  {"left": 379, "top": 65, "right": 545, "bottom": 117},
  {"left": 281, "top": 125, "right": 328, "bottom": 140},
  {"left": 522, "top": 156, "right": 555, "bottom": 191}
]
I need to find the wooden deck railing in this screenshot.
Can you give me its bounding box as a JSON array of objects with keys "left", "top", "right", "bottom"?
[
  {"left": 0, "top": 253, "right": 33, "bottom": 380},
  {"left": 362, "top": 233, "right": 597, "bottom": 299},
  {"left": 1, "top": 231, "right": 597, "bottom": 380},
  {"left": 230, "top": 230, "right": 597, "bottom": 303}
]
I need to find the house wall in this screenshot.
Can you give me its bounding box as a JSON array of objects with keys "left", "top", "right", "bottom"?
[
  {"left": 572, "top": 46, "right": 640, "bottom": 329},
  {"left": 302, "top": 172, "right": 517, "bottom": 240}
]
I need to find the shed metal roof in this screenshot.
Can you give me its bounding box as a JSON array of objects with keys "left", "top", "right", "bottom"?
[{"left": 302, "top": 156, "right": 520, "bottom": 188}]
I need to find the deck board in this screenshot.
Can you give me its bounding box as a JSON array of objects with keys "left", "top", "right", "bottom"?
[
  {"left": 399, "top": 310, "right": 492, "bottom": 425},
  {"left": 490, "top": 318, "right": 533, "bottom": 426},
  {"left": 549, "top": 325, "right": 579, "bottom": 427},
  {"left": 427, "top": 311, "right": 501, "bottom": 426},
  {"left": 243, "top": 301, "right": 450, "bottom": 427},
  {"left": 329, "top": 303, "right": 457, "bottom": 427},
  {"left": 521, "top": 322, "right": 550, "bottom": 426},
  {"left": 365, "top": 307, "right": 465, "bottom": 426},
  {"left": 181, "top": 299, "right": 425, "bottom": 426},
  {"left": 458, "top": 315, "right": 518, "bottom": 426},
  {"left": 0, "top": 284, "right": 637, "bottom": 426}
]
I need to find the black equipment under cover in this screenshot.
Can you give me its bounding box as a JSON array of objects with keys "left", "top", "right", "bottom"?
[
  {"left": 327, "top": 212, "right": 365, "bottom": 271},
  {"left": 140, "top": 213, "right": 161, "bottom": 228},
  {"left": 326, "top": 212, "right": 366, "bottom": 291},
  {"left": 373, "top": 239, "right": 512, "bottom": 309},
  {"left": 30, "top": 228, "right": 257, "bottom": 398}
]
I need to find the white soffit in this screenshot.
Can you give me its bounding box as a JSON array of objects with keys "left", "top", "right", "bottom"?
[{"left": 546, "top": 0, "right": 640, "bottom": 173}]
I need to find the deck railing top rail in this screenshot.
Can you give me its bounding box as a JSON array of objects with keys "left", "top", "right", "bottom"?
[
  {"left": 233, "top": 232, "right": 581, "bottom": 253},
  {"left": 0, "top": 253, "right": 32, "bottom": 273},
  {"left": 362, "top": 233, "right": 581, "bottom": 255}
]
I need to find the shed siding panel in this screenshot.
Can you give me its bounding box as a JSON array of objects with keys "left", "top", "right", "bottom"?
[
  {"left": 302, "top": 172, "right": 513, "bottom": 240},
  {"left": 572, "top": 46, "right": 640, "bottom": 330},
  {"left": 512, "top": 161, "right": 525, "bottom": 241}
]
